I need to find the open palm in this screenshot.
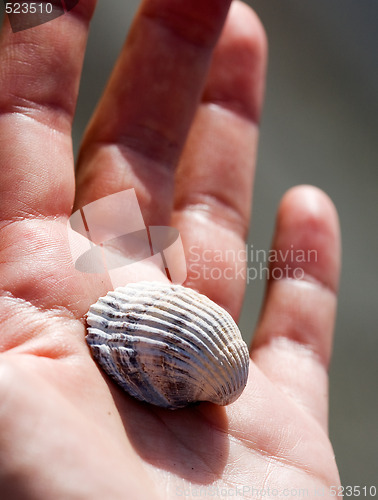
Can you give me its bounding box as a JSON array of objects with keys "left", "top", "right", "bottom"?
[{"left": 0, "top": 1, "right": 341, "bottom": 498}]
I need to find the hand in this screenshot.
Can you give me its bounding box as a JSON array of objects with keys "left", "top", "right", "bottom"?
[{"left": 0, "top": 1, "right": 341, "bottom": 498}]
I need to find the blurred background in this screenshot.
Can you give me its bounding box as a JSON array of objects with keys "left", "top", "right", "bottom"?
[{"left": 3, "top": 0, "right": 378, "bottom": 489}]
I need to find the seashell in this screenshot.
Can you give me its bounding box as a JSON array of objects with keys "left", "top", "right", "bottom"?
[{"left": 86, "top": 281, "right": 249, "bottom": 409}]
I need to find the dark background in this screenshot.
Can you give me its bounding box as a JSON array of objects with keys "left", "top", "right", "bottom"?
[{"left": 2, "top": 0, "right": 378, "bottom": 488}]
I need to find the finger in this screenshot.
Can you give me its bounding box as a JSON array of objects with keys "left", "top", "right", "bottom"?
[
  {"left": 250, "top": 186, "right": 341, "bottom": 430},
  {"left": 74, "top": 0, "right": 232, "bottom": 224},
  {"left": 0, "top": 2, "right": 96, "bottom": 222},
  {"left": 171, "top": 1, "right": 267, "bottom": 318}
]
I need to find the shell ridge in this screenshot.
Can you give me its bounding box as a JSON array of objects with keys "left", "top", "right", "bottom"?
[
  {"left": 133, "top": 309, "right": 238, "bottom": 370},
  {"left": 167, "top": 292, "right": 247, "bottom": 374},
  {"left": 89, "top": 304, "right": 241, "bottom": 389},
  {"left": 109, "top": 332, "right": 233, "bottom": 397},
  {"left": 88, "top": 327, "right": 230, "bottom": 400},
  {"left": 140, "top": 303, "right": 243, "bottom": 374},
  {"left": 96, "top": 313, "right": 240, "bottom": 391}
]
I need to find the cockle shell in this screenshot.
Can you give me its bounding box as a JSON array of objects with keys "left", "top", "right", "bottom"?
[{"left": 86, "top": 281, "right": 249, "bottom": 409}]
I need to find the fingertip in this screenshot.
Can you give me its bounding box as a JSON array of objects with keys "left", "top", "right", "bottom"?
[
  {"left": 227, "top": 1, "right": 268, "bottom": 56},
  {"left": 203, "top": 0, "right": 268, "bottom": 122},
  {"left": 274, "top": 185, "right": 341, "bottom": 293},
  {"left": 279, "top": 185, "right": 340, "bottom": 234}
]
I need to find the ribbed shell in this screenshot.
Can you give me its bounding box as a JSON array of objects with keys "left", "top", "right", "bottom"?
[{"left": 86, "top": 281, "right": 249, "bottom": 409}]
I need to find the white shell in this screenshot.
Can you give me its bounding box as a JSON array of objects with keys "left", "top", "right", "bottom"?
[{"left": 86, "top": 281, "right": 249, "bottom": 409}]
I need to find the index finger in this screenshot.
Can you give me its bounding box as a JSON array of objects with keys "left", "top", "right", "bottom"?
[{"left": 0, "top": 1, "right": 96, "bottom": 223}]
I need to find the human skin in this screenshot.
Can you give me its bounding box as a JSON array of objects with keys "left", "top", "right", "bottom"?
[{"left": 0, "top": 0, "right": 342, "bottom": 498}]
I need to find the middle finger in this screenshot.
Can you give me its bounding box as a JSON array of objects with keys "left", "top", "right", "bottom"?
[{"left": 74, "top": 0, "right": 232, "bottom": 224}]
